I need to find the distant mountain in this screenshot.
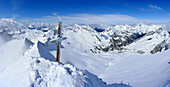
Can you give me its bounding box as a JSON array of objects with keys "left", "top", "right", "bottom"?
[
  {"left": 0, "top": 19, "right": 170, "bottom": 87},
  {"left": 0, "top": 18, "right": 26, "bottom": 34}
]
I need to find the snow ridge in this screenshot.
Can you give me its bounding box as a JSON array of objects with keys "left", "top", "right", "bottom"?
[{"left": 0, "top": 19, "right": 170, "bottom": 87}]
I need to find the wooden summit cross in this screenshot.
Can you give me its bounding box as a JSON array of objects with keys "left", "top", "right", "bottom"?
[{"left": 56, "top": 16, "right": 62, "bottom": 62}]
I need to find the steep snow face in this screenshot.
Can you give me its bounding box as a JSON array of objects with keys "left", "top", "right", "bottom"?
[
  {"left": 62, "top": 24, "right": 107, "bottom": 53},
  {"left": 27, "top": 41, "right": 56, "bottom": 62},
  {"left": 0, "top": 39, "right": 33, "bottom": 72},
  {"left": 59, "top": 24, "right": 111, "bottom": 54},
  {"left": 0, "top": 40, "right": 130, "bottom": 87}
]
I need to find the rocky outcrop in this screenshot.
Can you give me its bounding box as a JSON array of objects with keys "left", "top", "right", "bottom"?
[
  {"left": 103, "top": 32, "right": 146, "bottom": 52},
  {"left": 150, "top": 40, "right": 169, "bottom": 54}
]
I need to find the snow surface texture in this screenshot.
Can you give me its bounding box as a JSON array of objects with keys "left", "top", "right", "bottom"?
[
  {"left": 0, "top": 18, "right": 170, "bottom": 87},
  {"left": 0, "top": 38, "right": 130, "bottom": 87}
]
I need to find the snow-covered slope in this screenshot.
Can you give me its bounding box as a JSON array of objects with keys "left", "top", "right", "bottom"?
[
  {"left": 100, "top": 50, "right": 170, "bottom": 87},
  {"left": 0, "top": 38, "right": 33, "bottom": 72},
  {"left": 124, "top": 28, "right": 170, "bottom": 54},
  {"left": 0, "top": 38, "right": 130, "bottom": 87},
  {"left": 0, "top": 19, "right": 170, "bottom": 87}
]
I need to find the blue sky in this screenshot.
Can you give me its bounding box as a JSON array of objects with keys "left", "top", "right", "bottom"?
[{"left": 0, "top": 0, "right": 170, "bottom": 24}]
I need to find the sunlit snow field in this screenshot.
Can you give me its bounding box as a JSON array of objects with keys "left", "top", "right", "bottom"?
[{"left": 0, "top": 19, "right": 170, "bottom": 87}]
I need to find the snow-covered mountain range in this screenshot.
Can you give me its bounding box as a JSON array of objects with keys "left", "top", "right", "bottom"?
[{"left": 0, "top": 18, "right": 170, "bottom": 87}]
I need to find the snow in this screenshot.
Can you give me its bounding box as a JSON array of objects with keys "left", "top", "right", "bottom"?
[
  {"left": 0, "top": 39, "right": 33, "bottom": 72},
  {"left": 0, "top": 18, "right": 25, "bottom": 34},
  {"left": 100, "top": 50, "right": 170, "bottom": 87},
  {"left": 0, "top": 40, "right": 130, "bottom": 87},
  {"left": 28, "top": 41, "right": 56, "bottom": 62},
  {"left": 0, "top": 18, "right": 170, "bottom": 87},
  {"left": 165, "top": 21, "right": 170, "bottom": 32},
  {"left": 125, "top": 29, "right": 169, "bottom": 54},
  {"left": 0, "top": 36, "right": 5, "bottom": 46}
]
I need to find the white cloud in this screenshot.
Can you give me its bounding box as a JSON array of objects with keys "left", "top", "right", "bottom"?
[
  {"left": 18, "top": 16, "right": 58, "bottom": 23},
  {"left": 61, "top": 14, "right": 150, "bottom": 24},
  {"left": 148, "top": 4, "right": 163, "bottom": 10},
  {"left": 18, "top": 14, "right": 150, "bottom": 24}
]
